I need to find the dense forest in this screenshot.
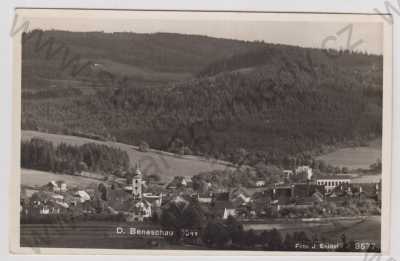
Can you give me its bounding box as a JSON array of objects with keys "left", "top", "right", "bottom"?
[
  {"left": 21, "top": 30, "right": 383, "bottom": 167},
  {"left": 21, "top": 138, "right": 130, "bottom": 175}
]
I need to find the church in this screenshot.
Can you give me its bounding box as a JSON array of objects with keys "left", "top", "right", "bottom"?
[{"left": 122, "top": 162, "right": 163, "bottom": 222}]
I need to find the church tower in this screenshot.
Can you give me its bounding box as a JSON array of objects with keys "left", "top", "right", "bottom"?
[{"left": 132, "top": 162, "right": 142, "bottom": 199}]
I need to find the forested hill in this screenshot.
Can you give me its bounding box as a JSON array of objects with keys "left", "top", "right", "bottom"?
[
  {"left": 199, "top": 43, "right": 382, "bottom": 80},
  {"left": 21, "top": 30, "right": 383, "bottom": 167},
  {"left": 22, "top": 30, "right": 263, "bottom": 75}
]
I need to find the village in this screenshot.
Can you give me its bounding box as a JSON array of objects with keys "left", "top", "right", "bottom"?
[{"left": 20, "top": 161, "right": 382, "bottom": 227}]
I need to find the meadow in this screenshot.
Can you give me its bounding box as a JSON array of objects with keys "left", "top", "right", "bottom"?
[
  {"left": 316, "top": 139, "right": 382, "bottom": 170},
  {"left": 22, "top": 130, "right": 234, "bottom": 182},
  {"left": 244, "top": 216, "right": 381, "bottom": 247},
  {"left": 21, "top": 169, "right": 103, "bottom": 188}
]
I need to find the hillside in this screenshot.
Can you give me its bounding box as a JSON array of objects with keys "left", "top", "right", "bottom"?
[
  {"left": 22, "top": 130, "right": 234, "bottom": 182},
  {"left": 21, "top": 31, "right": 383, "bottom": 167},
  {"left": 21, "top": 30, "right": 262, "bottom": 86}
]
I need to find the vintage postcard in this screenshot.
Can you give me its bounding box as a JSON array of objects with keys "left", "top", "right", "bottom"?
[{"left": 10, "top": 9, "right": 393, "bottom": 255}]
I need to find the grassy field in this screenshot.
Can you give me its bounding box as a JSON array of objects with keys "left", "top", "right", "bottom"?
[
  {"left": 244, "top": 216, "right": 381, "bottom": 247},
  {"left": 316, "top": 139, "right": 382, "bottom": 169},
  {"left": 21, "top": 169, "right": 103, "bottom": 188},
  {"left": 94, "top": 58, "right": 191, "bottom": 83},
  {"left": 319, "top": 216, "right": 381, "bottom": 244},
  {"left": 22, "top": 130, "right": 234, "bottom": 182}
]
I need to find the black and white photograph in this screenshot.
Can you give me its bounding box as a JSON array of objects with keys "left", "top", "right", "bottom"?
[{"left": 10, "top": 9, "right": 393, "bottom": 254}]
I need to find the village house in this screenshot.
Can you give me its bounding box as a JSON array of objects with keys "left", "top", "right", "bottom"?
[
  {"left": 283, "top": 169, "right": 294, "bottom": 178},
  {"left": 196, "top": 193, "right": 213, "bottom": 203},
  {"left": 143, "top": 193, "right": 163, "bottom": 207},
  {"left": 232, "top": 192, "right": 252, "bottom": 206},
  {"left": 74, "top": 190, "right": 91, "bottom": 203},
  {"left": 45, "top": 180, "right": 67, "bottom": 193},
  {"left": 295, "top": 166, "right": 313, "bottom": 180},
  {"left": 181, "top": 176, "right": 193, "bottom": 187}
]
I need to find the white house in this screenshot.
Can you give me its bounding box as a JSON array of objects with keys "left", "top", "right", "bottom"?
[
  {"left": 74, "top": 190, "right": 91, "bottom": 203},
  {"left": 283, "top": 170, "right": 294, "bottom": 177},
  {"left": 60, "top": 183, "right": 67, "bottom": 192},
  {"left": 181, "top": 176, "right": 193, "bottom": 186},
  {"left": 295, "top": 166, "right": 313, "bottom": 180},
  {"left": 237, "top": 193, "right": 251, "bottom": 204}
]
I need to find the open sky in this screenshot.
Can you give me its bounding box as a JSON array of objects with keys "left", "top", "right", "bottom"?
[{"left": 25, "top": 14, "right": 383, "bottom": 55}]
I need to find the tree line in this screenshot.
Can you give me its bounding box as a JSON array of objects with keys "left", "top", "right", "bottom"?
[{"left": 21, "top": 138, "right": 130, "bottom": 175}]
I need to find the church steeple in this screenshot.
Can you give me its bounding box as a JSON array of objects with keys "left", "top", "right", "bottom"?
[
  {"left": 135, "top": 161, "right": 142, "bottom": 177},
  {"left": 132, "top": 161, "right": 142, "bottom": 199}
]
